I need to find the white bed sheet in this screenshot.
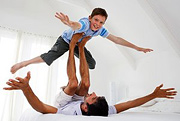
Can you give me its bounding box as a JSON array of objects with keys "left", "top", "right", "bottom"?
[{"left": 19, "top": 108, "right": 180, "bottom": 121}]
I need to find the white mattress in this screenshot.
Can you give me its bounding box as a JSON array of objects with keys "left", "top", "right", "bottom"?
[{"left": 19, "top": 108, "right": 180, "bottom": 121}]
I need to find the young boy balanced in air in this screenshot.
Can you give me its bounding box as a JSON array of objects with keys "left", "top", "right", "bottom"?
[{"left": 11, "top": 8, "right": 153, "bottom": 74}]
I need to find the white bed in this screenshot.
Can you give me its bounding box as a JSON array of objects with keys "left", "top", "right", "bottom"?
[
  {"left": 19, "top": 108, "right": 180, "bottom": 121},
  {"left": 19, "top": 99, "right": 180, "bottom": 121}
]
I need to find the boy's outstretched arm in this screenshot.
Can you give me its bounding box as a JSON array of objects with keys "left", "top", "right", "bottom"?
[
  {"left": 55, "top": 12, "right": 81, "bottom": 30},
  {"left": 114, "top": 84, "right": 177, "bottom": 113},
  {"left": 107, "top": 34, "right": 153, "bottom": 53},
  {"left": 4, "top": 72, "right": 57, "bottom": 114}
]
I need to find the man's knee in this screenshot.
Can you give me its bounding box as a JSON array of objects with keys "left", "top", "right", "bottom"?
[
  {"left": 68, "top": 79, "right": 78, "bottom": 90},
  {"left": 81, "top": 78, "right": 90, "bottom": 89},
  {"left": 84, "top": 81, "right": 90, "bottom": 89}
]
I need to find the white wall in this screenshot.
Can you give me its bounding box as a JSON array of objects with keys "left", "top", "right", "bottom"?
[
  {"left": 129, "top": 52, "right": 180, "bottom": 98},
  {"left": 84, "top": 0, "right": 180, "bottom": 105},
  {"left": 0, "top": 0, "right": 88, "bottom": 37},
  {"left": 85, "top": 36, "right": 133, "bottom": 104},
  {"left": 87, "top": 37, "right": 180, "bottom": 105}
]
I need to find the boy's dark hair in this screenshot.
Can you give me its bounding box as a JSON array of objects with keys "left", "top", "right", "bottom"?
[
  {"left": 90, "top": 8, "right": 108, "bottom": 20},
  {"left": 82, "top": 96, "right": 109, "bottom": 116}
]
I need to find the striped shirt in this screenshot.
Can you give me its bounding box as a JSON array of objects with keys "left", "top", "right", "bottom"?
[{"left": 61, "top": 17, "right": 109, "bottom": 44}]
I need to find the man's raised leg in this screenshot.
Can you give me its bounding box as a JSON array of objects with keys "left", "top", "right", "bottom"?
[
  {"left": 63, "top": 33, "right": 83, "bottom": 96},
  {"left": 75, "top": 36, "right": 91, "bottom": 96}
]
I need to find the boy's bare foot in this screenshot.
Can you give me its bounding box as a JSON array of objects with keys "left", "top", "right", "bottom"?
[{"left": 10, "top": 62, "right": 25, "bottom": 74}]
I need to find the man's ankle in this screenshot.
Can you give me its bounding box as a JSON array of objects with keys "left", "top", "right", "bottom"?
[{"left": 69, "top": 44, "right": 76, "bottom": 50}]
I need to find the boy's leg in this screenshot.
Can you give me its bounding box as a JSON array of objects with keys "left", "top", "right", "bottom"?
[
  {"left": 10, "top": 36, "right": 69, "bottom": 74},
  {"left": 40, "top": 36, "right": 69, "bottom": 66},
  {"left": 75, "top": 36, "right": 91, "bottom": 96},
  {"left": 63, "top": 33, "right": 84, "bottom": 96},
  {"left": 74, "top": 46, "right": 96, "bottom": 69},
  {"left": 10, "top": 56, "right": 44, "bottom": 74}
]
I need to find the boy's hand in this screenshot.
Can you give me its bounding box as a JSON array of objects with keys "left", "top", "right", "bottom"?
[
  {"left": 55, "top": 12, "right": 73, "bottom": 27},
  {"left": 152, "top": 84, "right": 177, "bottom": 99},
  {"left": 136, "top": 47, "right": 153, "bottom": 53},
  {"left": 4, "top": 71, "right": 31, "bottom": 91}
]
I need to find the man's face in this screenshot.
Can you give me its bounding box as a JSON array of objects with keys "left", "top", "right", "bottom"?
[
  {"left": 89, "top": 15, "right": 106, "bottom": 31},
  {"left": 84, "top": 92, "right": 98, "bottom": 105}
]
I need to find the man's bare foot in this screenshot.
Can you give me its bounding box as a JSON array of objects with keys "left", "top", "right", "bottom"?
[
  {"left": 10, "top": 62, "right": 24, "bottom": 74},
  {"left": 70, "top": 33, "right": 84, "bottom": 47},
  {"left": 78, "top": 36, "right": 91, "bottom": 48}
]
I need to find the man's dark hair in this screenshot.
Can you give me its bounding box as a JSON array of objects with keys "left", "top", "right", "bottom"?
[
  {"left": 90, "top": 8, "right": 108, "bottom": 20},
  {"left": 82, "top": 96, "right": 109, "bottom": 116}
]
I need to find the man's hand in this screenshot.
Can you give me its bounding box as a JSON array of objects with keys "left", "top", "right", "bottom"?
[
  {"left": 114, "top": 84, "right": 177, "bottom": 113},
  {"left": 4, "top": 71, "right": 58, "bottom": 114},
  {"left": 152, "top": 84, "right": 177, "bottom": 99},
  {"left": 136, "top": 47, "right": 153, "bottom": 53},
  {"left": 4, "top": 71, "right": 31, "bottom": 91}
]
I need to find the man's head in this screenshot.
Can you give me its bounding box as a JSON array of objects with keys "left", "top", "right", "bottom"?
[
  {"left": 89, "top": 8, "right": 108, "bottom": 31},
  {"left": 81, "top": 92, "right": 109, "bottom": 116}
]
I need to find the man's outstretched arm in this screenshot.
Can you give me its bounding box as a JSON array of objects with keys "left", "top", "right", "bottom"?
[
  {"left": 114, "top": 84, "right": 177, "bottom": 113},
  {"left": 4, "top": 72, "right": 57, "bottom": 114}
]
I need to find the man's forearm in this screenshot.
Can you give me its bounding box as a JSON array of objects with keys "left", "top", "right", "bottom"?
[
  {"left": 5, "top": 72, "right": 57, "bottom": 114},
  {"left": 128, "top": 93, "right": 156, "bottom": 108},
  {"left": 114, "top": 93, "right": 156, "bottom": 113},
  {"left": 22, "top": 86, "right": 49, "bottom": 113}
]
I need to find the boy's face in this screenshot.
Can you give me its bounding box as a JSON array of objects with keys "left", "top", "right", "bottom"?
[{"left": 89, "top": 15, "right": 106, "bottom": 31}]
